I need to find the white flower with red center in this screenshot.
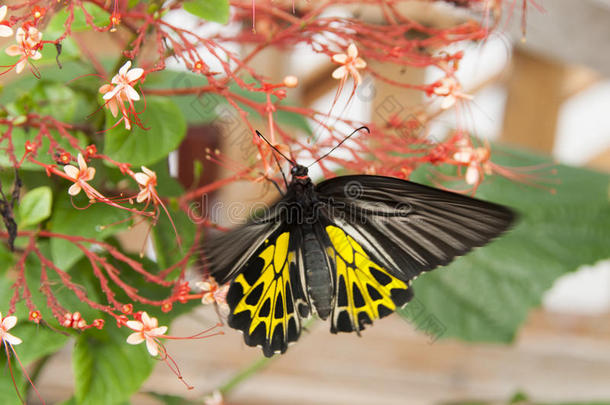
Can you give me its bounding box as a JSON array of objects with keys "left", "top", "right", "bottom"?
[
  {"left": 5, "top": 25, "right": 43, "bottom": 74},
  {"left": 104, "top": 61, "right": 143, "bottom": 102},
  {"left": 99, "top": 61, "right": 144, "bottom": 130},
  {"left": 0, "top": 6, "right": 13, "bottom": 37},
  {"left": 0, "top": 312, "right": 22, "bottom": 346},
  {"left": 331, "top": 43, "right": 367, "bottom": 85},
  {"left": 126, "top": 312, "right": 167, "bottom": 356},
  {"left": 196, "top": 279, "right": 227, "bottom": 305},
  {"left": 453, "top": 141, "right": 492, "bottom": 185},
  {"left": 134, "top": 166, "right": 157, "bottom": 203},
  {"left": 433, "top": 76, "right": 473, "bottom": 110},
  {"left": 63, "top": 153, "right": 96, "bottom": 197}
]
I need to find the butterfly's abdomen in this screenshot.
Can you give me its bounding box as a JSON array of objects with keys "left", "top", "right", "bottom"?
[{"left": 303, "top": 229, "right": 333, "bottom": 320}]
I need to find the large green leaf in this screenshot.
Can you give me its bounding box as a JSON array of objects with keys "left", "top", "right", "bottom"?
[
  {"left": 183, "top": 0, "right": 230, "bottom": 24},
  {"left": 400, "top": 145, "right": 610, "bottom": 342},
  {"left": 49, "top": 196, "right": 130, "bottom": 271},
  {"left": 73, "top": 326, "right": 155, "bottom": 405},
  {"left": 103, "top": 97, "right": 187, "bottom": 167},
  {"left": 18, "top": 186, "right": 52, "bottom": 227}
]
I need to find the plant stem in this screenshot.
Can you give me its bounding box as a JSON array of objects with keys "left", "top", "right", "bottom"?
[
  {"left": 26, "top": 354, "right": 52, "bottom": 401},
  {"left": 218, "top": 355, "right": 273, "bottom": 396}
]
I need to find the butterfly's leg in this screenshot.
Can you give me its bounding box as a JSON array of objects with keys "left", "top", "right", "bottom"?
[{"left": 264, "top": 176, "right": 286, "bottom": 197}]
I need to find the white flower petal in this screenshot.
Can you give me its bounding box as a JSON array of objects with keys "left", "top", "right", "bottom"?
[
  {"left": 150, "top": 326, "right": 167, "bottom": 336},
  {"left": 119, "top": 61, "right": 131, "bottom": 76},
  {"left": 0, "top": 6, "right": 7, "bottom": 21},
  {"left": 126, "top": 67, "right": 144, "bottom": 82},
  {"left": 103, "top": 85, "right": 121, "bottom": 100},
  {"left": 77, "top": 153, "right": 87, "bottom": 169},
  {"left": 124, "top": 85, "right": 140, "bottom": 101},
  {"left": 332, "top": 53, "right": 347, "bottom": 64},
  {"left": 15, "top": 59, "right": 26, "bottom": 74},
  {"left": 465, "top": 163, "right": 480, "bottom": 185},
  {"left": 332, "top": 66, "right": 347, "bottom": 80},
  {"left": 141, "top": 166, "right": 155, "bottom": 177},
  {"left": 126, "top": 332, "right": 145, "bottom": 345},
  {"left": 5, "top": 45, "right": 21, "bottom": 56},
  {"left": 126, "top": 320, "right": 143, "bottom": 330},
  {"left": 64, "top": 165, "right": 79, "bottom": 179},
  {"left": 440, "top": 95, "right": 456, "bottom": 110},
  {"left": 2, "top": 316, "right": 17, "bottom": 330},
  {"left": 453, "top": 151, "right": 472, "bottom": 163},
  {"left": 134, "top": 172, "right": 149, "bottom": 186},
  {"left": 85, "top": 167, "right": 95, "bottom": 181},
  {"left": 347, "top": 43, "right": 358, "bottom": 58},
  {"left": 354, "top": 58, "right": 367, "bottom": 69},
  {"left": 68, "top": 183, "right": 82, "bottom": 196},
  {"left": 4, "top": 333, "right": 22, "bottom": 345},
  {"left": 140, "top": 312, "right": 152, "bottom": 327},
  {"left": 145, "top": 337, "right": 158, "bottom": 356},
  {"left": 136, "top": 189, "right": 149, "bottom": 203},
  {"left": 0, "top": 25, "right": 13, "bottom": 38}
]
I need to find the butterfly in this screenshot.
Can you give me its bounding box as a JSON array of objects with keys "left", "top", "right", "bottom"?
[{"left": 204, "top": 129, "right": 515, "bottom": 357}]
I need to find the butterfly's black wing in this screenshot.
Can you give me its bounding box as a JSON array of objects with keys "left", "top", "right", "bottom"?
[
  {"left": 318, "top": 219, "right": 414, "bottom": 333},
  {"left": 207, "top": 221, "right": 310, "bottom": 356},
  {"left": 315, "top": 175, "right": 515, "bottom": 332}
]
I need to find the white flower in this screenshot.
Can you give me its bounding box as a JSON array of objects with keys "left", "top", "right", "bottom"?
[
  {"left": 331, "top": 43, "right": 367, "bottom": 85},
  {"left": 134, "top": 166, "right": 157, "bottom": 203},
  {"left": 103, "top": 61, "right": 144, "bottom": 102},
  {"left": 0, "top": 312, "right": 22, "bottom": 346},
  {"left": 0, "top": 6, "right": 13, "bottom": 37},
  {"left": 433, "top": 76, "right": 473, "bottom": 110},
  {"left": 465, "top": 162, "right": 480, "bottom": 185},
  {"left": 5, "top": 26, "right": 43, "bottom": 74},
  {"left": 126, "top": 312, "right": 167, "bottom": 356},
  {"left": 63, "top": 153, "right": 96, "bottom": 196}
]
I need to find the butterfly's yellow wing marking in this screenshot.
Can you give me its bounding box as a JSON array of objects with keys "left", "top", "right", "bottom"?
[
  {"left": 228, "top": 232, "right": 300, "bottom": 356},
  {"left": 325, "top": 225, "right": 411, "bottom": 332}
]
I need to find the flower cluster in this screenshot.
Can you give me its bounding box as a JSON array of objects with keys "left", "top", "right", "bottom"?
[{"left": 99, "top": 61, "right": 145, "bottom": 130}]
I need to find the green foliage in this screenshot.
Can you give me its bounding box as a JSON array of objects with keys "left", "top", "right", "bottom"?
[
  {"left": 49, "top": 197, "right": 130, "bottom": 271},
  {"left": 401, "top": 145, "right": 610, "bottom": 342},
  {"left": 103, "top": 97, "right": 187, "bottom": 167},
  {"left": 73, "top": 327, "right": 155, "bottom": 405},
  {"left": 183, "top": 0, "right": 230, "bottom": 23},
  {"left": 18, "top": 186, "right": 52, "bottom": 228},
  {"left": 47, "top": 3, "right": 110, "bottom": 32}
]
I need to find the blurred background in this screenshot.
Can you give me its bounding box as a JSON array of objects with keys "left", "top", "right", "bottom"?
[{"left": 7, "top": 0, "right": 609, "bottom": 403}]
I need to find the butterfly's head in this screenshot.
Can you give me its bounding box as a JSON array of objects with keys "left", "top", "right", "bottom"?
[{"left": 291, "top": 164, "right": 309, "bottom": 180}]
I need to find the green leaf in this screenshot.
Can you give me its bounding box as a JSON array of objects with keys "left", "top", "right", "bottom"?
[
  {"left": 400, "top": 145, "right": 610, "bottom": 343},
  {"left": 73, "top": 326, "right": 155, "bottom": 405},
  {"left": 47, "top": 3, "right": 110, "bottom": 33},
  {"left": 18, "top": 186, "right": 52, "bottom": 227},
  {"left": 143, "top": 70, "right": 224, "bottom": 125},
  {"left": 183, "top": 0, "right": 230, "bottom": 24},
  {"left": 103, "top": 97, "right": 187, "bottom": 166},
  {"left": 49, "top": 196, "right": 130, "bottom": 271},
  {"left": 8, "top": 323, "right": 69, "bottom": 365}
]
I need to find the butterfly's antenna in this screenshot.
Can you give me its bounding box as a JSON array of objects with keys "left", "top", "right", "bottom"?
[
  {"left": 308, "top": 126, "right": 369, "bottom": 168},
  {"left": 256, "top": 130, "right": 296, "bottom": 166}
]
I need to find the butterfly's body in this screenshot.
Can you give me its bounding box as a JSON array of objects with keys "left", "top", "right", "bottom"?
[{"left": 205, "top": 164, "right": 515, "bottom": 357}]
